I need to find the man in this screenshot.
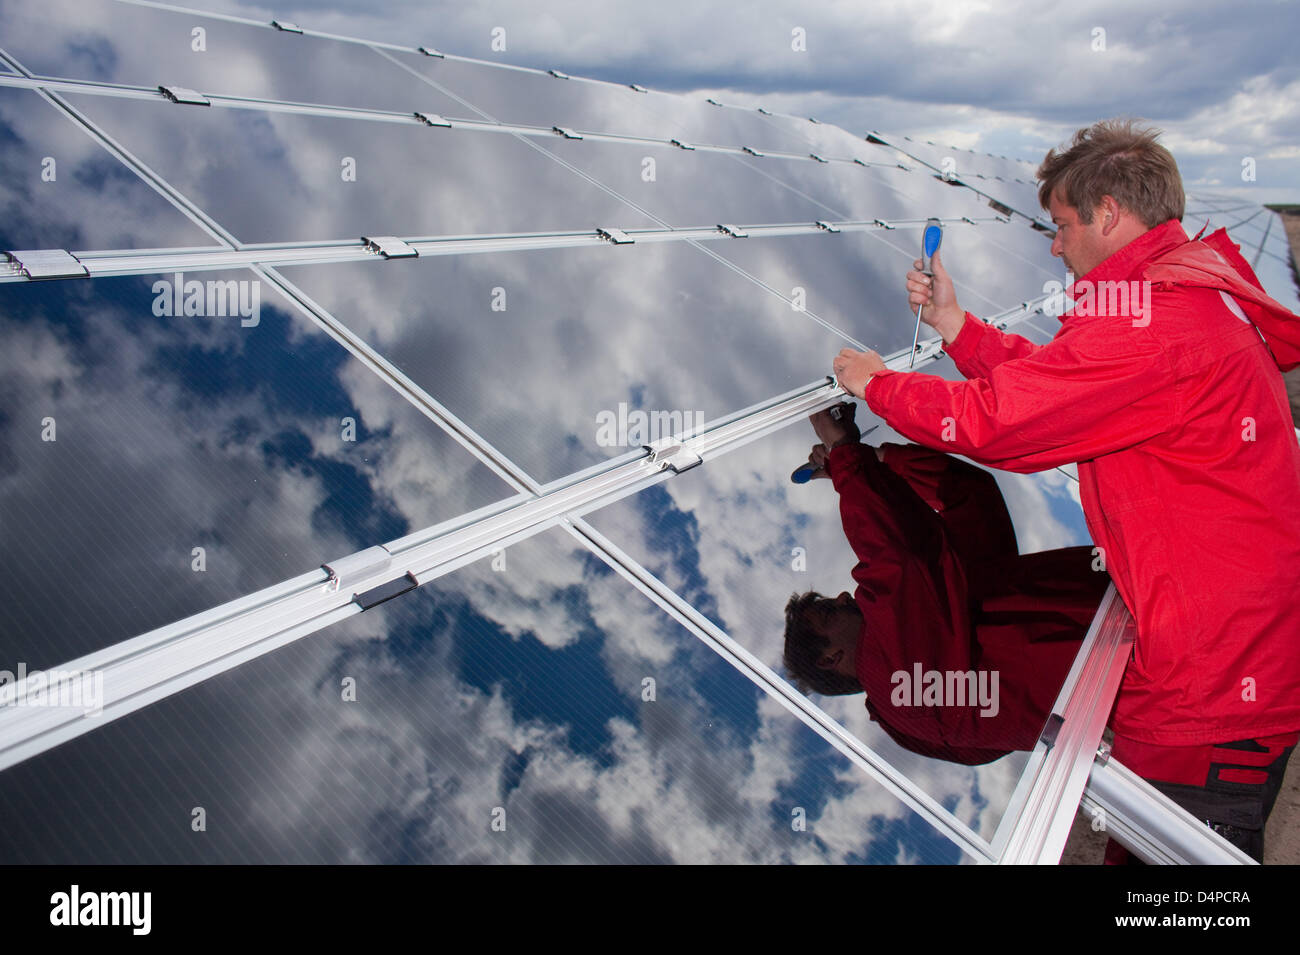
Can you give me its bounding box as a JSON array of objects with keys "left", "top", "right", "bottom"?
[
  {"left": 783, "top": 404, "right": 1108, "bottom": 765},
  {"left": 832, "top": 119, "right": 1300, "bottom": 861}
]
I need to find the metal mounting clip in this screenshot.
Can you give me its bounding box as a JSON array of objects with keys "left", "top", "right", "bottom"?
[
  {"left": 6, "top": 249, "right": 89, "bottom": 280},
  {"left": 643, "top": 444, "right": 703, "bottom": 474},
  {"left": 158, "top": 85, "right": 211, "bottom": 106},
  {"left": 361, "top": 236, "right": 418, "bottom": 259}
]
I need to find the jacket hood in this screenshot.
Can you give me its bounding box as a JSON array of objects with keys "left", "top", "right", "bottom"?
[{"left": 1143, "top": 226, "right": 1300, "bottom": 372}]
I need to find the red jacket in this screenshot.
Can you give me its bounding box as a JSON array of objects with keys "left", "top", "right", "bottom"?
[
  {"left": 863, "top": 219, "right": 1300, "bottom": 746},
  {"left": 829, "top": 442, "right": 1106, "bottom": 764}
]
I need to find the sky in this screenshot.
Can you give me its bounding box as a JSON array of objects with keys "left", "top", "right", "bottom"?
[{"left": 154, "top": 0, "right": 1300, "bottom": 205}]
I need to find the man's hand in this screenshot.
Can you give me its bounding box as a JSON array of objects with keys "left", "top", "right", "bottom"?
[
  {"left": 906, "top": 248, "right": 966, "bottom": 344},
  {"left": 810, "top": 402, "right": 859, "bottom": 448},
  {"left": 834, "top": 349, "right": 886, "bottom": 398}
]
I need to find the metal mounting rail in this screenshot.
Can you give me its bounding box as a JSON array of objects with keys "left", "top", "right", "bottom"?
[
  {"left": 992, "top": 585, "right": 1135, "bottom": 863},
  {"left": 1081, "top": 756, "right": 1256, "bottom": 864},
  {"left": 0, "top": 70, "right": 894, "bottom": 168},
  {"left": 0, "top": 216, "right": 1004, "bottom": 283}
]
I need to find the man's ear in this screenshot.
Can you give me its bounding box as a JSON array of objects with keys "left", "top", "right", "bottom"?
[{"left": 1098, "top": 195, "right": 1123, "bottom": 236}]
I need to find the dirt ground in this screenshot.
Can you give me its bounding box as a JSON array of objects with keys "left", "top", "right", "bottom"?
[{"left": 1061, "top": 208, "right": 1300, "bottom": 865}]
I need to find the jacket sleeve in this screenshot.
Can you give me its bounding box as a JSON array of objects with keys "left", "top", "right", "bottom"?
[
  {"left": 943, "top": 311, "right": 1043, "bottom": 380},
  {"left": 878, "top": 443, "right": 1019, "bottom": 575},
  {"left": 864, "top": 311, "right": 1176, "bottom": 473}
]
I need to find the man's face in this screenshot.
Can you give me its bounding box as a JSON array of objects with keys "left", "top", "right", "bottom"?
[
  {"left": 1048, "top": 192, "right": 1111, "bottom": 279},
  {"left": 811, "top": 591, "right": 862, "bottom": 676}
]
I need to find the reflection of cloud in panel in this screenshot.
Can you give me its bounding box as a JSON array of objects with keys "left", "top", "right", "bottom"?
[{"left": 231, "top": 552, "right": 924, "bottom": 863}]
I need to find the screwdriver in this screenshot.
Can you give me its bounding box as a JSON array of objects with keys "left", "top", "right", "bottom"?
[
  {"left": 909, "top": 218, "right": 944, "bottom": 368},
  {"left": 789, "top": 415, "right": 879, "bottom": 483}
]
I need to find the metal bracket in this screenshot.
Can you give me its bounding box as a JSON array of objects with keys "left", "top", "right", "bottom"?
[
  {"left": 271, "top": 20, "right": 303, "bottom": 33},
  {"left": 961, "top": 216, "right": 977, "bottom": 224},
  {"left": 597, "top": 228, "right": 635, "bottom": 245},
  {"left": 742, "top": 146, "right": 764, "bottom": 157},
  {"left": 361, "top": 236, "right": 418, "bottom": 259},
  {"left": 815, "top": 220, "right": 840, "bottom": 233},
  {"left": 1039, "top": 713, "right": 1066, "bottom": 748},
  {"left": 808, "top": 116, "right": 821, "bottom": 124},
  {"left": 321, "top": 546, "right": 393, "bottom": 594},
  {"left": 354, "top": 573, "right": 417, "bottom": 611},
  {"left": 809, "top": 153, "right": 829, "bottom": 163},
  {"left": 552, "top": 125, "right": 583, "bottom": 140},
  {"left": 705, "top": 97, "right": 722, "bottom": 106},
  {"left": 417, "top": 46, "right": 444, "bottom": 58},
  {"left": 670, "top": 138, "right": 695, "bottom": 151},
  {"left": 158, "top": 85, "right": 210, "bottom": 106},
  {"left": 7, "top": 249, "right": 89, "bottom": 280},
  {"left": 757, "top": 106, "right": 771, "bottom": 115},
  {"left": 717, "top": 224, "right": 748, "bottom": 238},
  {"left": 873, "top": 218, "right": 895, "bottom": 230},
  {"left": 548, "top": 69, "right": 570, "bottom": 79},
  {"left": 643, "top": 444, "right": 703, "bottom": 474},
  {"left": 629, "top": 83, "right": 647, "bottom": 93},
  {"left": 414, "top": 111, "right": 452, "bottom": 128}
]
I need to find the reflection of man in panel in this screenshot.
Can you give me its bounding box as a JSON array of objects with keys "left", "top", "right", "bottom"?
[
  {"left": 832, "top": 119, "right": 1300, "bottom": 861},
  {"left": 783, "top": 404, "right": 1108, "bottom": 766}
]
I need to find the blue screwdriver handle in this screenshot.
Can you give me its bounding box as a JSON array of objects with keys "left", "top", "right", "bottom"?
[{"left": 909, "top": 218, "right": 944, "bottom": 367}]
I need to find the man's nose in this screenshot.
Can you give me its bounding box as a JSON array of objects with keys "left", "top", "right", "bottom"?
[{"left": 1050, "top": 235, "right": 1063, "bottom": 257}]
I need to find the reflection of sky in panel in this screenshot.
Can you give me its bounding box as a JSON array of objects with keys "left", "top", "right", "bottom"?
[
  {"left": 387, "top": 50, "right": 705, "bottom": 138},
  {"left": 394, "top": 50, "right": 826, "bottom": 156},
  {"left": 697, "top": 156, "right": 1068, "bottom": 331},
  {"left": 280, "top": 241, "right": 854, "bottom": 483},
  {"left": 0, "top": 87, "right": 214, "bottom": 251},
  {"left": 894, "top": 136, "right": 1041, "bottom": 185},
  {"left": 0, "top": 271, "right": 514, "bottom": 668},
  {"left": 881, "top": 136, "right": 1044, "bottom": 219},
  {"left": 539, "top": 137, "right": 845, "bottom": 228},
  {"left": 584, "top": 406, "right": 1096, "bottom": 841},
  {"left": 64, "top": 93, "right": 663, "bottom": 243},
  {"left": 733, "top": 155, "right": 992, "bottom": 223},
  {"left": 755, "top": 113, "right": 891, "bottom": 164},
  {"left": 696, "top": 228, "right": 1062, "bottom": 362},
  {"left": 0, "top": 527, "right": 961, "bottom": 864},
  {"left": 677, "top": 231, "right": 934, "bottom": 359},
  {"left": 616, "top": 90, "right": 834, "bottom": 156},
  {"left": 0, "top": 0, "right": 463, "bottom": 114}
]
